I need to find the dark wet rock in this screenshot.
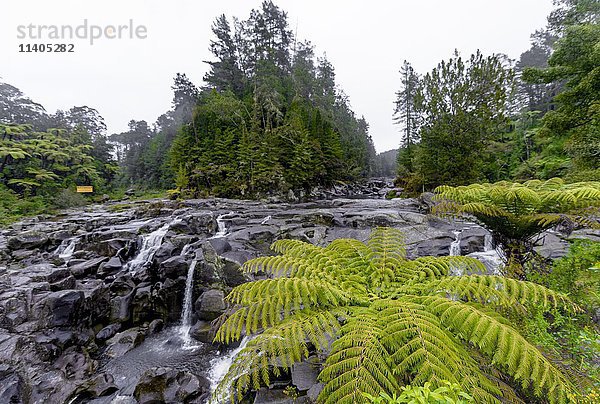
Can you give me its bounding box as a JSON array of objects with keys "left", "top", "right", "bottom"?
[
  {"left": 47, "top": 268, "right": 71, "bottom": 283},
  {"left": 195, "top": 289, "right": 225, "bottom": 321},
  {"left": 190, "top": 320, "right": 214, "bottom": 344},
  {"left": 74, "top": 372, "right": 118, "bottom": 399},
  {"left": 535, "top": 232, "right": 569, "bottom": 259},
  {"left": 133, "top": 367, "right": 210, "bottom": 403},
  {"left": 413, "top": 236, "right": 454, "bottom": 257},
  {"left": 35, "top": 290, "right": 85, "bottom": 327},
  {"left": 221, "top": 257, "right": 249, "bottom": 287},
  {"left": 97, "top": 256, "right": 122, "bottom": 277},
  {"left": 459, "top": 227, "right": 488, "bottom": 255},
  {"left": 105, "top": 328, "right": 145, "bottom": 358},
  {"left": 209, "top": 237, "right": 231, "bottom": 255},
  {"left": 156, "top": 277, "right": 186, "bottom": 323},
  {"left": 10, "top": 249, "right": 37, "bottom": 261},
  {"left": 132, "top": 286, "right": 154, "bottom": 324},
  {"left": 0, "top": 366, "right": 23, "bottom": 404},
  {"left": 292, "top": 358, "right": 320, "bottom": 391},
  {"left": 184, "top": 212, "right": 216, "bottom": 235},
  {"left": 307, "top": 383, "right": 324, "bottom": 401},
  {"left": 55, "top": 349, "right": 94, "bottom": 378},
  {"left": 108, "top": 289, "right": 135, "bottom": 324},
  {"left": 254, "top": 388, "right": 309, "bottom": 404},
  {"left": 158, "top": 255, "right": 188, "bottom": 279},
  {"left": 148, "top": 319, "right": 164, "bottom": 334},
  {"left": 153, "top": 241, "right": 175, "bottom": 265},
  {"left": 69, "top": 257, "right": 108, "bottom": 278},
  {"left": 89, "top": 238, "right": 129, "bottom": 258},
  {"left": 7, "top": 231, "right": 49, "bottom": 250},
  {"left": 96, "top": 323, "right": 121, "bottom": 341}
]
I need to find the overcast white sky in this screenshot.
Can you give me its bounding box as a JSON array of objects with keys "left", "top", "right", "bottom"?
[{"left": 3, "top": 0, "right": 554, "bottom": 152}]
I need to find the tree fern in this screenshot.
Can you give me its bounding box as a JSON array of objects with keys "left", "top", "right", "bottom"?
[
  {"left": 434, "top": 178, "right": 600, "bottom": 278},
  {"left": 213, "top": 228, "right": 581, "bottom": 403}
]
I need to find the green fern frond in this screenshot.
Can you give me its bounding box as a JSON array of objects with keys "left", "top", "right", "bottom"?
[
  {"left": 426, "top": 295, "right": 576, "bottom": 403},
  {"left": 212, "top": 228, "right": 581, "bottom": 404},
  {"left": 415, "top": 275, "right": 578, "bottom": 312},
  {"left": 320, "top": 308, "right": 400, "bottom": 404},
  {"left": 217, "top": 308, "right": 344, "bottom": 401}
]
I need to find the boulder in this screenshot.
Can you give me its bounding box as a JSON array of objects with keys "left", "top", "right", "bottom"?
[
  {"left": 459, "top": 227, "right": 488, "bottom": 255},
  {"left": 98, "top": 256, "right": 122, "bottom": 277},
  {"left": 307, "top": 383, "right": 324, "bottom": 401},
  {"left": 154, "top": 241, "right": 175, "bottom": 265},
  {"left": 69, "top": 257, "right": 108, "bottom": 278},
  {"left": 185, "top": 212, "right": 216, "bottom": 235},
  {"left": 414, "top": 236, "right": 454, "bottom": 257},
  {"left": 158, "top": 255, "right": 189, "bottom": 279},
  {"left": 133, "top": 367, "right": 209, "bottom": 403},
  {"left": 89, "top": 238, "right": 128, "bottom": 257},
  {"left": 148, "top": 319, "right": 164, "bottom": 334},
  {"left": 36, "top": 290, "right": 85, "bottom": 327},
  {"left": 0, "top": 366, "right": 23, "bottom": 404},
  {"left": 195, "top": 289, "right": 226, "bottom": 321},
  {"left": 292, "top": 358, "right": 320, "bottom": 391},
  {"left": 209, "top": 237, "right": 231, "bottom": 255},
  {"left": 190, "top": 320, "right": 214, "bottom": 343},
  {"left": 75, "top": 372, "right": 118, "bottom": 399},
  {"left": 7, "top": 231, "right": 49, "bottom": 250},
  {"left": 535, "top": 232, "right": 569, "bottom": 259},
  {"left": 105, "top": 328, "right": 145, "bottom": 358},
  {"left": 96, "top": 323, "right": 121, "bottom": 341},
  {"left": 132, "top": 286, "right": 153, "bottom": 324}
]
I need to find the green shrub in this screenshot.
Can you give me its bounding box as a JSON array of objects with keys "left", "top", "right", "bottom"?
[{"left": 52, "top": 188, "right": 88, "bottom": 209}]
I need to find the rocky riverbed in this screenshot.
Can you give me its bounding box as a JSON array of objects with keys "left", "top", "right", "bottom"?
[{"left": 0, "top": 194, "right": 595, "bottom": 404}]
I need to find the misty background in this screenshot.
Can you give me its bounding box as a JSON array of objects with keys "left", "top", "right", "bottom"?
[{"left": 3, "top": 0, "right": 554, "bottom": 152}]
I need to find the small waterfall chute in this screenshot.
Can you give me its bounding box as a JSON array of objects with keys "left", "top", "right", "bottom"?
[
  {"left": 449, "top": 230, "right": 462, "bottom": 257},
  {"left": 126, "top": 220, "right": 178, "bottom": 272},
  {"left": 211, "top": 212, "right": 234, "bottom": 239},
  {"left": 179, "top": 244, "right": 198, "bottom": 346},
  {"left": 260, "top": 215, "right": 271, "bottom": 225},
  {"left": 56, "top": 238, "right": 77, "bottom": 260},
  {"left": 208, "top": 336, "right": 251, "bottom": 403},
  {"left": 467, "top": 232, "right": 504, "bottom": 275}
]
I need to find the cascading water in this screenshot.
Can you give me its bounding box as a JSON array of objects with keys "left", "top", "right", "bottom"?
[
  {"left": 260, "top": 215, "right": 271, "bottom": 225},
  {"left": 179, "top": 244, "right": 197, "bottom": 346},
  {"left": 449, "top": 230, "right": 464, "bottom": 276},
  {"left": 208, "top": 336, "right": 251, "bottom": 402},
  {"left": 467, "top": 233, "right": 504, "bottom": 275},
  {"left": 449, "top": 230, "right": 462, "bottom": 256},
  {"left": 212, "top": 212, "right": 233, "bottom": 238},
  {"left": 126, "top": 222, "right": 173, "bottom": 272},
  {"left": 55, "top": 238, "right": 77, "bottom": 260}
]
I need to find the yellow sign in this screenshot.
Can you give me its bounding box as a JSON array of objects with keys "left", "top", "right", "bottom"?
[{"left": 76, "top": 186, "right": 94, "bottom": 193}]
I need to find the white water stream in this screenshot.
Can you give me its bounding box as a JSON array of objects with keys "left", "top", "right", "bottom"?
[{"left": 126, "top": 222, "right": 173, "bottom": 272}]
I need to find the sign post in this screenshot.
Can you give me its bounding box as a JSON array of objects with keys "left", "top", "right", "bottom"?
[{"left": 76, "top": 186, "right": 94, "bottom": 193}]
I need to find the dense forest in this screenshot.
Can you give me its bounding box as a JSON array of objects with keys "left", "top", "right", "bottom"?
[{"left": 393, "top": 0, "right": 599, "bottom": 192}]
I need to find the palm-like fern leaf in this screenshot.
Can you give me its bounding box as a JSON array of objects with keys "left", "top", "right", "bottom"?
[
  {"left": 434, "top": 179, "right": 600, "bottom": 276},
  {"left": 213, "top": 228, "right": 580, "bottom": 403}
]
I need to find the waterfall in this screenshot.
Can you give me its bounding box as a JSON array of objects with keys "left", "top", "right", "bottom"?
[
  {"left": 126, "top": 222, "right": 173, "bottom": 272},
  {"left": 260, "top": 215, "right": 271, "bottom": 225},
  {"left": 484, "top": 233, "right": 493, "bottom": 251},
  {"left": 56, "top": 238, "right": 77, "bottom": 260},
  {"left": 179, "top": 244, "right": 197, "bottom": 345},
  {"left": 211, "top": 212, "right": 233, "bottom": 239},
  {"left": 449, "top": 230, "right": 462, "bottom": 256},
  {"left": 208, "top": 336, "right": 251, "bottom": 402},
  {"left": 467, "top": 232, "right": 503, "bottom": 275}
]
